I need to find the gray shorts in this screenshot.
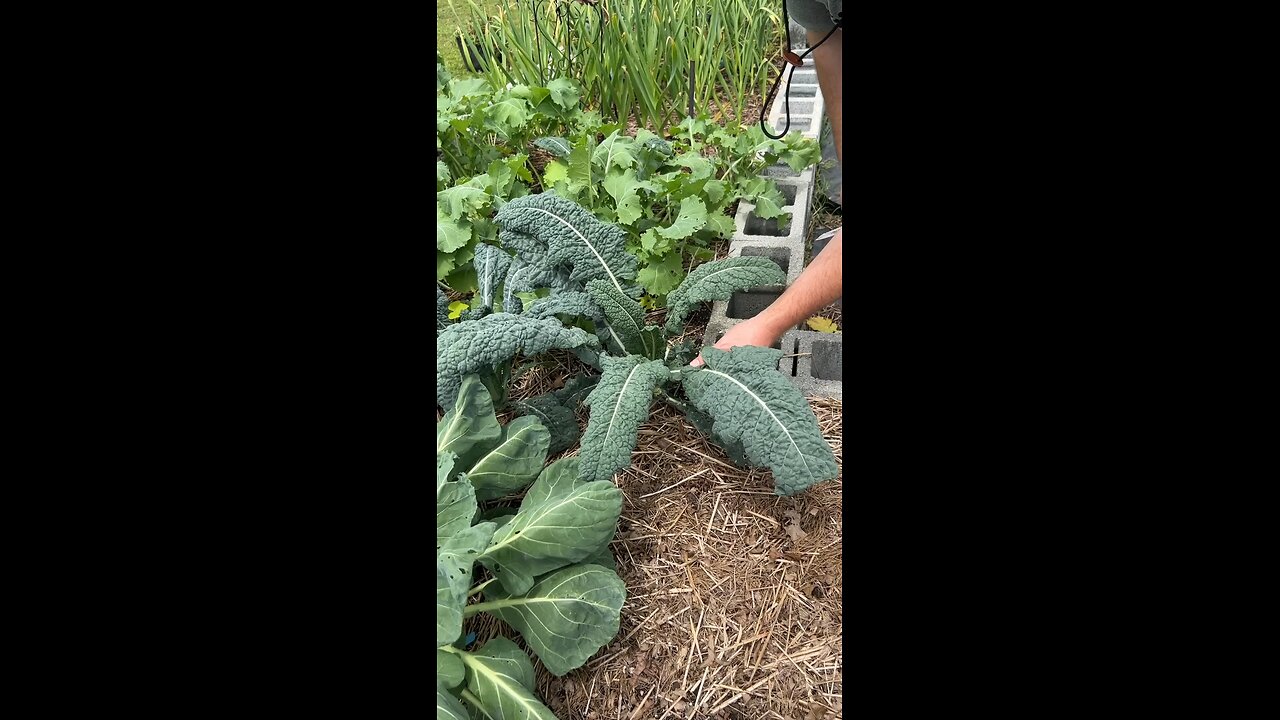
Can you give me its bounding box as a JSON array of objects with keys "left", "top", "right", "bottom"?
[{"left": 788, "top": 0, "right": 842, "bottom": 33}]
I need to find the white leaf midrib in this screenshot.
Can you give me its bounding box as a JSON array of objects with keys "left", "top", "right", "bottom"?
[
  {"left": 700, "top": 368, "right": 813, "bottom": 481},
  {"left": 524, "top": 206, "right": 625, "bottom": 294}
]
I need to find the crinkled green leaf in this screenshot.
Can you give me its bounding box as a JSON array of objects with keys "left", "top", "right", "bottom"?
[
  {"left": 586, "top": 279, "right": 654, "bottom": 358},
  {"left": 437, "top": 314, "right": 601, "bottom": 410},
  {"left": 554, "top": 374, "right": 599, "bottom": 407},
  {"left": 706, "top": 212, "right": 736, "bottom": 239},
  {"left": 457, "top": 638, "right": 557, "bottom": 720},
  {"left": 477, "top": 457, "right": 623, "bottom": 595},
  {"left": 673, "top": 152, "right": 713, "bottom": 180},
  {"left": 437, "top": 161, "right": 452, "bottom": 191},
  {"left": 437, "top": 285, "right": 451, "bottom": 334},
  {"left": 466, "top": 416, "right": 550, "bottom": 502},
  {"left": 471, "top": 243, "right": 513, "bottom": 311},
  {"left": 483, "top": 97, "right": 531, "bottom": 139},
  {"left": 437, "top": 375, "right": 503, "bottom": 467},
  {"left": 494, "top": 193, "right": 637, "bottom": 293},
  {"left": 481, "top": 564, "right": 625, "bottom": 676},
  {"left": 437, "top": 521, "right": 496, "bottom": 647},
  {"left": 579, "top": 355, "right": 669, "bottom": 483},
  {"left": 522, "top": 291, "right": 605, "bottom": 327},
  {"left": 657, "top": 196, "right": 707, "bottom": 240},
  {"left": 636, "top": 252, "right": 684, "bottom": 298},
  {"left": 546, "top": 78, "right": 580, "bottom": 110},
  {"left": 683, "top": 346, "right": 839, "bottom": 495},
  {"left": 512, "top": 394, "right": 580, "bottom": 456},
  {"left": 502, "top": 257, "right": 573, "bottom": 313},
  {"left": 439, "top": 186, "right": 491, "bottom": 219},
  {"left": 438, "top": 650, "right": 465, "bottom": 689},
  {"left": 664, "top": 256, "right": 787, "bottom": 334}
]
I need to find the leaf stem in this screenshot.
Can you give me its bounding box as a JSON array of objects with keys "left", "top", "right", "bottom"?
[
  {"left": 463, "top": 600, "right": 503, "bottom": 617},
  {"left": 468, "top": 578, "right": 496, "bottom": 598}
]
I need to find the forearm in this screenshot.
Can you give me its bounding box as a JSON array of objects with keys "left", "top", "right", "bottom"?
[
  {"left": 753, "top": 229, "right": 842, "bottom": 339},
  {"left": 807, "top": 29, "right": 843, "bottom": 165}
]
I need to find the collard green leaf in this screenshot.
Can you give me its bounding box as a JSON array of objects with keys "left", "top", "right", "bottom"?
[
  {"left": 512, "top": 394, "right": 580, "bottom": 456},
  {"left": 494, "top": 193, "right": 638, "bottom": 295},
  {"left": 437, "top": 451, "right": 456, "bottom": 496},
  {"left": 437, "top": 478, "right": 477, "bottom": 546},
  {"left": 437, "top": 375, "right": 503, "bottom": 468},
  {"left": 466, "top": 416, "right": 550, "bottom": 502},
  {"left": 682, "top": 346, "right": 839, "bottom": 495},
  {"left": 664, "top": 256, "right": 788, "bottom": 334},
  {"left": 481, "top": 564, "right": 625, "bottom": 676},
  {"left": 585, "top": 279, "right": 654, "bottom": 358},
  {"left": 458, "top": 638, "right": 557, "bottom": 720},
  {"left": 437, "top": 314, "right": 601, "bottom": 410},
  {"left": 656, "top": 196, "right": 708, "bottom": 240},
  {"left": 471, "top": 243, "right": 513, "bottom": 312},
  {"left": 584, "top": 545, "right": 616, "bottom": 571},
  {"left": 521, "top": 291, "right": 605, "bottom": 327},
  {"left": 436, "top": 522, "right": 496, "bottom": 647},
  {"left": 477, "top": 457, "right": 623, "bottom": 595},
  {"left": 436, "top": 686, "right": 468, "bottom": 720},
  {"left": 438, "top": 649, "right": 465, "bottom": 689},
  {"left": 578, "top": 355, "right": 669, "bottom": 483}
]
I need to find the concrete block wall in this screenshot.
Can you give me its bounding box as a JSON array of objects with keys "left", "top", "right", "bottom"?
[{"left": 700, "top": 62, "right": 842, "bottom": 400}]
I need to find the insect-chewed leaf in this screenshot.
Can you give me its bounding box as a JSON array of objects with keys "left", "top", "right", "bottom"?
[
  {"left": 483, "top": 564, "right": 625, "bottom": 676},
  {"left": 578, "top": 354, "right": 669, "bottom": 483},
  {"left": 436, "top": 522, "right": 496, "bottom": 647},
  {"left": 682, "top": 346, "right": 839, "bottom": 496},
  {"left": 458, "top": 637, "right": 557, "bottom": 720},
  {"left": 656, "top": 196, "right": 708, "bottom": 240},
  {"left": 477, "top": 457, "right": 622, "bottom": 595},
  {"left": 437, "top": 315, "right": 601, "bottom": 410},
  {"left": 493, "top": 193, "right": 637, "bottom": 293},
  {"left": 437, "top": 375, "right": 502, "bottom": 468},
  {"left": 664, "top": 257, "right": 787, "bottom": 334},
  {"left": 465, "top": 416, "right": 550, "bottom": 502},
  {"left": 472, "top": 243, "right": 513, "bottom": 312}
]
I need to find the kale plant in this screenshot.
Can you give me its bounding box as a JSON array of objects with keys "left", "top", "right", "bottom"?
[
  {"left": 437, "top": 375, "right": 625, "bottom": 719},
  {"left": 435, "top": 193, "right": 839, "bottom": 496}
]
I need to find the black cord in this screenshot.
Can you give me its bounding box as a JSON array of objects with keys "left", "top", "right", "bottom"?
[{"left": 760, "top": 3, "right": 842, "bottom": 139}]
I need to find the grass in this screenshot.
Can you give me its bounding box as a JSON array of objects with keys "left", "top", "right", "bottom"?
[{"left": 438, "top": 0, "right": 504, "bottom": 79}]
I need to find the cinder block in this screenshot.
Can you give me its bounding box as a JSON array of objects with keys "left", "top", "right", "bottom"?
[
  {"left": 791, "top": 329, "right": 842, "bottom": 399},
  {"left": 786, "top": 83, "right": 819, "bottom": 98}
]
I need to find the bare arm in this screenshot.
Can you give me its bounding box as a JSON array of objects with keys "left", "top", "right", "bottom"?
[{"left": 690, "top": 28, "right": 843, "bottom": 366}]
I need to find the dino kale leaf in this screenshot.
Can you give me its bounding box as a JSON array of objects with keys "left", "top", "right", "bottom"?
[
  {"left": 436, "top": 285, "right": 450, "bottom": 334},
  {"left": 480, "top": 563, "right": 625, "bottom": 676},
  {"left": 585, "top": 279, "right": 663, "bottom": 359},
  {"left": 682, "top": 346, "right": 839, "bottom": 495},
  {"left": 522, "top": 290, "right": 606, "bottom": 327},
  {"left": 664, "top": 256, "right": 788, "bottom": 334},
  {"left": 493, "top": 193, "right": 638, "bottom": 295},
  {"left": 471, "top": 242, "right": 513, "bottom": 312},
  {"left": 578, "top": 354, "right": 670, "bottom": 483},
  {"left": 512, "top": 394, "right": 580, "bottom": 456},
  {"left": 477, "top": 457, "right": 622, "bottom": 595},
  {"left": 436, "top": 314, "right": 601, "bottom": 410}
]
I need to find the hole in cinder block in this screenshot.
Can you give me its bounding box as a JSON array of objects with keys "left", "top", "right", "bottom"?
[
  {"left": 789, "top": 84, "right": 818, "bottom": 97},
  {"left": 763, "top": 163, "right": 802, "bottom": 178},
  {"left": 811, "top": 339, "right": 842, "bottom": 380},
  {"left": 738, "top": 246, "right": 791, "bottom": 276},
  {"left": 727, "top": 289, "right": 784, "bottom": 319},
  {"left": 787, "top": 101, "right": 814, "bottom": 115},
  {"left": 789, "top": 117, "right": 812, "bottom": 132},
  {"left": 777, "top": 184, "right": 798, "bottom": 206},
  {"left": 744, "top": 213, "right": 792, "bottom": 236}
]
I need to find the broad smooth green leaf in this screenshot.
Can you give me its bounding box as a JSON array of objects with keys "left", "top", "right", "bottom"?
[
  {"left": 578, "top": 354, "right": 668, "bottom": 483},
  {"left": 449, "top": 78, "right": 488, "bottom": 99},
  {"left": 437, "top": 451, "right": 456, "bottom": 496},
  {"left": 466, "top": 416, "right": 550, "bottom": 502},
  {"left": 477, "top": 457, "right": 623, "bottom": 595},
  {"left": 438, "top": 186, "right": 491, "bottom": 219},
  {"left": 592, "top": 130, "right": 636, "bottom": 172},
  {"left": 636, "top": 252, "right": 684, "bottom": 298},
  {"left": 683, "top": 346, "right": 839, "bottom": 495},
  {"left": 584, "top": 544, "right": 616, "bottom": 571},
  {"left": 437, "top": 375, "right": 502, "bottom": 468},
  {"left": 436, "top": 521, "right": 496, "bottom": 647},
  {"left": 546, "top": 78, "right": 580, "bottom": 110},
  {"left": 436, "top": 207, "right": 472, "bottom": 254},
  {"left": 542, "top": 160, "right": 568, "bottom": 187},
  {"left": 484, "top": 98, "right": 531, "bottom": 139},
  {"left": 437, "top": 649, "right": 465, "bottom": 689},
  {"left": 567, "top": 136, "right": 593, "bottom": 199},
  {"left": 458, "top": 638, "right": 556, "bottom": 720},
  {"left": 437, "top": 478, "right": 477, "bottom": 547},
  {"left": 436, "top": 686, "right": 468, "bottom": 720},
  {"left": 481, "top": 564, "right": 625, "bottom": 676}
]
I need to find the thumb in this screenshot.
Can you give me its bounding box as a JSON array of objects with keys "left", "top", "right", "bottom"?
[{"left": 689, "top": 354, "right": 704, "bottom": 368}]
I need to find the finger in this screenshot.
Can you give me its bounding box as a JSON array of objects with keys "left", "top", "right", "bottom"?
[{"left": 689, "top": 354, "right": 704, "bottom": 368}]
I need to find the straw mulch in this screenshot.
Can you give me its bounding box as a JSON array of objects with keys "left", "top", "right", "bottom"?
[{"left": 478, "top": 351, "right": 843, "bottom": 720}]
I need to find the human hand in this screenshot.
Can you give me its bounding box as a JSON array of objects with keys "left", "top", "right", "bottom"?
[{"left": 689, "top": 317, "right": 780, "bottom": 367}]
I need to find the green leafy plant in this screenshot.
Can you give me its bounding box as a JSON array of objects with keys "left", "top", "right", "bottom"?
[
  {"left": 436, "top": 193, "right": 839, "bottom": 496},
  {"left": 437, "top": 374, "right": 626, "bottom": 719}
]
